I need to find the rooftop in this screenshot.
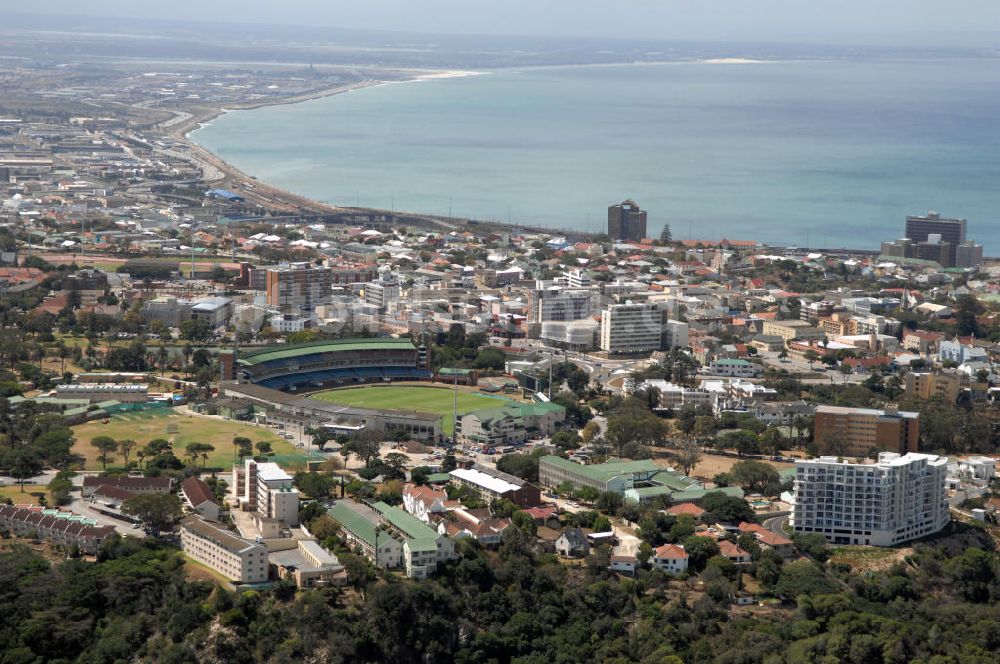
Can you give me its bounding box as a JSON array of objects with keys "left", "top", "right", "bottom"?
[
  {"left": 540, "top": 455, "right": 660, "bottom": 484},
  {"left": 181, "top": 516, "right": 262, "bottom": 555},
  {"left": 238, "top": 337, "right": 416, "bottom": 366},
  {"left": 450, "top": 467, "right": 522, "bottom": 495}
]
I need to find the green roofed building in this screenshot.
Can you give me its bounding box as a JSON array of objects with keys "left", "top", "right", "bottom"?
[
  {"left": 328, "top": 499, "right": 454, "bottom": 579},
  {"left": 457, "top": 401, "right": 565, "bottom": 447},
  {"left": 538, "top": 455, "right": 662, "bottom": 494}
]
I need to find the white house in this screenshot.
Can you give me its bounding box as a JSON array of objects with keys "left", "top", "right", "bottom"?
[{"left": 652, "top": 543, "right": 689, "bottom": 574}]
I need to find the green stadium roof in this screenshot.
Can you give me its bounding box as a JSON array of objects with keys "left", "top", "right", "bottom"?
[{"left": 239, "top": 338, "right": 416, "bottom": 366}]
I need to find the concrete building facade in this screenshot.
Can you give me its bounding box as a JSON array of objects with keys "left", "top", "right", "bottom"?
[
  {"left": 792, "top": 452, "right": 949, "bottom": 546},
  {"left": 813, "top": 405, "right": 920, "bottom": 457}
]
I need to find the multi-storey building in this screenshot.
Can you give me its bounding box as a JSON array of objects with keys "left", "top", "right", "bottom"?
[
  {"left": 600, "top": 302, "right": 667, "bottom": 355},
  {"left": 539, "top": 456, "right": 661, "bottom": 494},
  {"left": 607, "top": 199, "right": 647, "bottom": 242},
  {"left": 956, "top": 241, "right": 984, "bottom": 269},
  {"left": 364, "top": 268, "right": 401, "bottom": 312},
  {"left": 180, "top": 515, "right": 270, "bottom": 582},
  {"left": 813, "top": 405, "right": 920, "bottom": 457},
  {"left": 792, "top": 452, "right": 949, "bottom": 546},
  {"left": 262, "top": 262, "right": 333, "bottom": 316},
  {"left": 232, "top": 459, "right": 300, "bottom": 526},
  {"left": 448, "top": 465, "right": 541, "bottom": 507},
  {"left": 904, "top": 370, "right": 967, "bottom": 404},
  {"left": 905, "top": 211, "right": 966, "bottom": 267},
  {"left": 528, "top": 288, "right": 592, "bottom": 323},
  {"left": 762, "top": 319, "right": 825, "bottom": 343}
]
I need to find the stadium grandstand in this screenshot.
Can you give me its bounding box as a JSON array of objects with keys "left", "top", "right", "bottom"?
[{"left": 235, "top": 338, "right": 431, "bottom": 391}]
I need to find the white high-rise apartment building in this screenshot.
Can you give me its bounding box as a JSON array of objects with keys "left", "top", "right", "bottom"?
[
  {"left": 600, "top": 302, "right": 666, "bottom": 355},
  {"left": 792, "top": 452, "right": 949, "bottom": 546},
  {"left": 529, "top": 288, "right": 592, "bottom": 323}
]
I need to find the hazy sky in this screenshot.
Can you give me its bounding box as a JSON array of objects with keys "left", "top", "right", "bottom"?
[{"left": 19, "top": 1, "right": 1000, "bottom": 45}]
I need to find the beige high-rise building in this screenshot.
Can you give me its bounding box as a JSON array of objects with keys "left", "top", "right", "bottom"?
[{"left": 813, "top": 405, "right": 920, "bottom": 458}]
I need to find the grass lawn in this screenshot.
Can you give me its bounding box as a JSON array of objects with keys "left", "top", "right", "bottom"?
[
  {"left": 312, "top": 385, "right": 514, "bottom": 435},
  {"left": 72, "top": 411, "right": 310, "bottom": 471},
  {"left": 183, "top": 554, "right": 235, "bottom": 587},
  {"left": 0, "top": 484, "right": 52, "bottom": 506}
]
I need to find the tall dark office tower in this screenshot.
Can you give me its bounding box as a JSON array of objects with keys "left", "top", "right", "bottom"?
[
  {"left": 607, "top": 200, "right": 648, "bottom": 242},
  {"left": 905, "top": 211, "right": 966, "bottom": 267}
]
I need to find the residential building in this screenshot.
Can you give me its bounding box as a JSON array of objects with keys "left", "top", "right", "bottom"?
[
  {"left": 739, "top": 522, "right": 796, "bottom": 557},
  {"left": 539, "top": 319, "right": 599, "bottom": 350},
  {"left": 436, "top": 507, "right": 510, "bottom": 546},
  {"left": 528, "top": 288, "right": 592, "bottom": 323},
  {"left": 81, "top": 475, "right": 171, "bottom": 498},
  {"left": 791, "top": 452, "right": 949, "bottom": 546},
  {"left": 270, "top": 539, "right": 347, "bottom": 588},
  {"left": 663, "top": 319, "right": 690, "bottom": 350},
  {"left": 328, "top": 500, "right": 454, "bottom": 579},
  {"left": 449, "top": 465, "right": 541, "bottom": 507},
  {"left": 263, "top": 262, "right": 333, "bottom": 316},
  {"left": 601, "top": 301, "right": 667, "bottom": 355},
  {"left": 555, "top": 528, "right": 590, "bottom": 557},
  {"left": 566, "top": 269, "right": 592, "bottom": 289},
  {"left": 718, "top": 540, "right": 752, "bottom": 565},
  {"left": 762, "top": 319, "right": 825, "bottom": 343},
  {"left": 939, "top": 337, "right": 988, "bottom": 365},
  {"left": 189, "top": 297, "right": 233, "bottom": 328},
  {"left": 364, "top": 268, "right": 401, "bottom": 311},
  {"left": 607, "top": 199, "right": 647, "bottom": 242},
  {"left": 456, "top": 402, "right": 565, "bottom": 448},
  {"left": 956, "top": 240, "right": 984, "bottom": 269},
  {"left": 813, "top": 404, "right": 920, "bottom": 457},
  {"left": 0, "top": 505, "right": 116, "bottom": 554},
  {"left": 268, "top": 313, "right": 314, "bottom": 333},
  {"left": 904, "top": 370, "right": 967, "bottom": 404},
  {"left": 704, "top": 358, "right": 762, "bottom": 378},
  {"left": 181, "top": 477, "right": 220, "bottom": 521},
  {"left": 180, "top": 515, "right": 269, "bottom": 583},
  {"left": 402, "top": 483, "right": 449, "bottom": 523},
  {"left": 652, "top": 543, "right": 689, "bottom": 574},
  {"left": 232, "top": 459, "right": 300, "bottom": 526}
]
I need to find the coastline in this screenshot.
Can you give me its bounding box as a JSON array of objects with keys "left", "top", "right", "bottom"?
[{"left": 161, "top": 69, "right": 481, "bottom": 215}]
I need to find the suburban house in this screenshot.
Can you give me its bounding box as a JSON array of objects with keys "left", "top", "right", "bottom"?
[
  {"left": 652, "top": 543, "right": 689, "bottom": 574},
  {"left": 0, "top": 505, "right": 116, "bottom": 554},
  {"left": 609, "top": 550, "right": 638, "bottom": 575},
  {"left": 402, "top": 483, "right": 450, "bottom": 523},
  {"left": 555, "top": 528, "right": 590, "bottom": 558},
  {"left": 718, "top": 540, "right": 752, "bottom": 565},
  {"left": 666, "top": 502, "right": 707, "bottom": 519},
  {"left": 181, "top": 476, "right": 220, "bottom": 521},
  {"left": 739, "top": 522, "right": 795, "bottom": 557},
  {"left": 435, "top": 507, "right": 510, "bottom": 546}
]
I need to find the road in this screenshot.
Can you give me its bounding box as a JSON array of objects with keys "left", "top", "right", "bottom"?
[{"left": 763, "top": 514, "right": 791, "bottom": 538}]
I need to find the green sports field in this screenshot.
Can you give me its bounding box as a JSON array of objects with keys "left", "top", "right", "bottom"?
[{"left": 312, "top": 386, "right": 513, "bottom": 435}]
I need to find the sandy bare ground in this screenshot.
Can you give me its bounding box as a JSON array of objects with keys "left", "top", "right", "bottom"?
[{"left": 654, "top": 450, "right": 794, "bottom": 482}]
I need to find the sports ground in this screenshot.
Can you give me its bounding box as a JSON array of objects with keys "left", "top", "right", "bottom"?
[
  {"left": 72, "top": 410, "right": 313, "bottom": 470},
  {"left": 312, "top": 385, "right": 513, "bottom": 435}
]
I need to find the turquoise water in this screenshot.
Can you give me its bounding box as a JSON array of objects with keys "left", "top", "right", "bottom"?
[{"left": 193, "top": 60, "right": 1000, "bottom": 251}]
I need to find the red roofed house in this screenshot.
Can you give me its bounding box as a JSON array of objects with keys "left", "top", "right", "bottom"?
[
  {"left": 181, "top": 476, "right": 220, "bottom": 521},
  {"left": 666, "top": 503, "right": 706, "bottom": 519},
  {"left": 82, "top": 475, "right": 172, "bottom": 498},
  {"left": 739, "top": 522, "right": 795, "bottom": 557},
  {"left": 402, "top": 484, "right": 449, "bottom": 523},
  {"left": 718, "top": 540, "right": 752, "bottom": 564},
  {"left": 652, "top": 543, "right": 689, "bottom": 574}
]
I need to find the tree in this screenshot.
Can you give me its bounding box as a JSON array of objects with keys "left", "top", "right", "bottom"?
[
  {"left": 121, "top": 493, "right": 182, "bottom": 533},
  {"left": 774, "top": 560, "right": 840, "bottom": 598},
  {"left": 659, "top": 223, "right": 672, "bottom": 243},
  {"left": 294, "top": 471, "right": 336, "bottom": 499},
  {"left": 384, "top": 452, "right": 409, "bottom": 473},
  {"left": 496, "top": 453, "right": 540, "bottom": 483},
  {"left": 955, "top": 294, "right": 984, "bottom": 337},
  {"left": 605, "top": 403, "right": 667, "bottom": 454},
  {"left": 760, "top": 427, "right": 785, "bottom": 457},
  {"left": 119, "top": 439, "right": 136, "bottom": 467},
  {"left": 803, "top": 349, "right": 820, "bottom": 370},
  {"left": 719, "top": 429, "right": 759, "bottom": 456},
  {"left": 511, "top": 510, "right": 537, "bottom": 536},
  {"left": 673, "top": 438, "right": 702, "bottom": 476},
  {"left": 233, "top": 436, "right": 253, "bottom": 462},
  {"left": 255, "top": 441, "right": 274, "bottom": 458},
  {"left": 683, "top": 535, "right": 720, "bottom": 572},
  {"left": 344, "top": 430, "right": 381, "bottom": 466},
  {"left": 729, "top": 460, "right": 781, "bottom": 493},
  {"left": 701, "top": 492, "right": 754, "bottom": 523},
  {"left": 580, "top": 420, "right": 601, "bottom": 444},
  {"left": 90, "top": 435, "right": 118, "bottom": 470},
  {"left": 8, "top": 448, "right": 43, "bottom": 490}
]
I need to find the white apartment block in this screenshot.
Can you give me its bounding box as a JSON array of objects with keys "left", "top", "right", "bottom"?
[
  {"left": 180, "top": 516, "right": 269, "bottom": 583},
  {"left": 664, "top": 319, "right": 689, "bottom": 349},
  {"left": 792, "top": 452, "right": 949, "bottom": 546},
  {"left": 600, "top": 302, "right": 666, "bottom": 355},
  {"left": 233, "top": 459, "right": 300, "bottom": 526},
  {"left": 530, "top": 288, "right": 592, "bottom": 323}
]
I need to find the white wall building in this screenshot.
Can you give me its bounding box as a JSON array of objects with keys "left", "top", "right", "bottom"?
[
  {"left": 180, "top": 516, "right": 269, "bottom": 583},
  {"left": 233, "top": 459, "right": 300, "bottom": 526},
  {"left": 600, "top": 301, "right": 666, "bottom": 355},
  {"left": 792, "top": 452, "right": 949, "bottom": 546}
]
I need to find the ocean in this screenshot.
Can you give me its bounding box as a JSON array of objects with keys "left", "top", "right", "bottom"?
[{"left": 192, "top": 59, "right": 1000, "bottom": 252}]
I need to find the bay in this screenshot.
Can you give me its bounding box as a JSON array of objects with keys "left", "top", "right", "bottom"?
[{"left": 192, "top": 59, "right": 1000, "bottom": 252}]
